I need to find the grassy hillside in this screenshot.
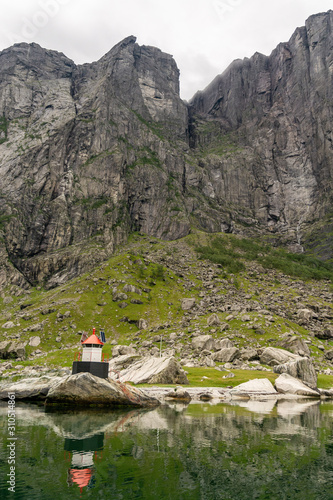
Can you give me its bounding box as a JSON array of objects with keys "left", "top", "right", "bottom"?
[{"left": 0, "top": 231, "right": 332, "bottom": 378}]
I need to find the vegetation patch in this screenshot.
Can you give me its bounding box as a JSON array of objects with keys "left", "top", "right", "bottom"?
[
  {"left": 0, "top": 115, "right": 8, "bottom": 144},
  {"left": 196, "top": 234, "right": 333, "bottom": 281},
  {"left": 184, "top": 367, "right": 278, "bottom": 388},
  {"left": 131, "top": 110, "right": 165, "bottom": 139}
]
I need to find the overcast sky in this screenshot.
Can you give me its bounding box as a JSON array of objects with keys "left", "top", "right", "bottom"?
[{"left": 0, "top": 0, "right": 332, "bottom": 100}]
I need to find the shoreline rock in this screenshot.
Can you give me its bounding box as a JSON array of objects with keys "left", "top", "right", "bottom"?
[
  {"left": 109, "top": 356, "right": 189, "bottom": 385},
  {"left": 45, "top": 372, "right": 160, "bottom": 408}
]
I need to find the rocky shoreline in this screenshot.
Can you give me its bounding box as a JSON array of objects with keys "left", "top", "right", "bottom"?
[{"left": 1, "top": 364, "right": 332, "bottom": 409}]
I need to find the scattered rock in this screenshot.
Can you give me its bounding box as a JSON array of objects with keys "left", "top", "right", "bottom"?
[
  {"left": 279, "top": 336, "right": 311, "bottom": 357},
  {"left": 165, "top": 387, "right": 191, "bottom": 402},
  {"left": 214, "top": 338, "right": 234, "bottom": 351},
  {"left": 207, "top": 314, "right": 220, "bottom": 326},
  {"left": 181, "top": 298, "right": 196, "bottom": 311},
  {"left": 192, "top": 335, "right": 214, "bottom": 351},
  {"left": 275, "top": 373, "right": 319, "bottom": 396},
  {"left": 273, "top": 357, "right": 317, "bottom": 390},
  {"left": 113, "top": 292, "right": 128, "bottom": 302},
  {"left": 114, "top": 356, "right": 189, "bottom": 385},
  {"left": 2, "top": 321, "right": 15, "bottom": 329},
  {"left": 212, "top": 347, "right": 240, "bottom": 363},
  {"left": 0, "top": 341, "right": 11, "bottom": 358},
  {"left": 230, "top": 378, "right": 277, "bottom": 397},
  {"left": 28, "top": 336, "right": 41, "bottom": 347},
  {"left": 0, "top": 376, "right": 65, "bottom": 400},
  {"left": 325, "top": 350, "right": 333, "bottom": 361},
  {"left": 118, "top": 302, "right": 128, "bottom": 309},
  {"left": 297, "top": 308, "right": 315, "bottom": 324},
  {"left": 123, "top": 284, "right": 142, "bottom": 295},
  {"left": 315, "top": 328, "right": 333, "bottom": 340},
  {"left": 41, "top": 307, "right": 56, "bottom": 315},
  {"left": 260, "top": 347, "right": 299, "bottom": 367},
  {"left": 112, "top": 345, "right": 136, "bottom": 357},
  {"left": 131, "top": 299, "right": 143, "bottom": 305},
  {"left": 138, "top": 319, "right": 148, "bottom": 330},
  {"left": 4, "top": 342, "right": 26, "bottom": 359},
  {"left": 240, "top": 349, "right": 259, "bottom": 361}
]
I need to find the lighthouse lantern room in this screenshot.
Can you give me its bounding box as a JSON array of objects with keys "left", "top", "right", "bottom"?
[
  {"left": 72, "top": 328, "right": 109, "bottom": 379},
  {"left": 81, "top": 328, "right": 103, "bottom": 362}
]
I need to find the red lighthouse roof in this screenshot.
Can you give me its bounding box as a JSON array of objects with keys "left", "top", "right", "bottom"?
[
  {"left": 82, "top": 334, "right": 104, "bottom": 345},
  {"left": 81, "top": 328, "right": 104, "bottom": 345}
]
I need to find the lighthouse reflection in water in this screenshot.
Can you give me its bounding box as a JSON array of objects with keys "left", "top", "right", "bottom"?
[{"left": 65, "top": 432, "right": 104, "bottom": 493}]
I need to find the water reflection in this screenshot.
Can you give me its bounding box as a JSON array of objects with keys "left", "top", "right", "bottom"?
[
  {"left": 65, "top": 433, "right": 103, "bottom": 492},
  {"left": 1, "top": 400, "right": 333, "bottom": 499}
]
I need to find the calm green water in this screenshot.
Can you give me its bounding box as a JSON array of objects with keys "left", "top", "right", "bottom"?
[{"left": 1, "top": 399, "right": 333, "bottom": 499}]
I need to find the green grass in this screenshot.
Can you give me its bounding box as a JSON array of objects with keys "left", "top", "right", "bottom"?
[
  {"left": 196, "top": 234, "right": 333, "bottom": 281},
  {"left": 131, "top": 110, "right": 165, "bottom": 139},
  {"left": 184, "top": 367, "right": 278, "bottom": 387},
  {"left": 0, "top": 232, "right": 332, "bottom": 372},
  {"left": 317, "top": 374, "right": 333, "bottom": 390},
  {"left": 0, "top": 115, "right": 8, "bottom": 144}
]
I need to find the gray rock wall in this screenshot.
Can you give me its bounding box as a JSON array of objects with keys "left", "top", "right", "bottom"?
[{"left": 0, "top": 12, "right": 332, "bottom": 288}]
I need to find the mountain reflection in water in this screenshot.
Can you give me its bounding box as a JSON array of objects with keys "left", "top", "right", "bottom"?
[{"left": 1, "top": 399, "right": 333, "bottom": 499}]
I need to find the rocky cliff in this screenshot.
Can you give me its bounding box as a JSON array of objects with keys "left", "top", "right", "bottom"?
[
  {"left": 189, "top": 10, "right": 333, "bottom": 257},
  {"left": 0, "top": 12, "right": 332, "bottom": 289}
]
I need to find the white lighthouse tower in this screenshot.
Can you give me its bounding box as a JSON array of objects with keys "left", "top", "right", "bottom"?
[
  {"left": 81, "top": 328, "right": 103, "bottom": 362},
  {"left": 72, "top": 327, "right": 109, "bottom": 379}
]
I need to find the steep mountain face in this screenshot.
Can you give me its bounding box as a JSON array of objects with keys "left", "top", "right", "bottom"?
[
  {"left": 0, "top": 12, "right": 332, "bottom": 289},
  {"left": 189, "top": 10, "right": 333, "bottom": 257},
  {"left": 0, "top": 36, "right": 190, "bottom": 288}
]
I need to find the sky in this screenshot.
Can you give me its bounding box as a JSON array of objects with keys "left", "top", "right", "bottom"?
[{"left": 0, "top": 0, "right": 332, "bottom": 100}]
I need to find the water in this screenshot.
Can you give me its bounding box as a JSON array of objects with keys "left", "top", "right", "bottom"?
[{"left": 1, "top": 399, "right": 333, "bottom": 499}]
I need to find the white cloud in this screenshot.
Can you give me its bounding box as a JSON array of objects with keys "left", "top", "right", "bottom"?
[{"left": 0, "top": 0, "right": 332, "bottom": 99}]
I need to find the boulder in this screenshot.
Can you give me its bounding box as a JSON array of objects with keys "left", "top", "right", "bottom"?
[
  {"left": 240, "top": 349, "right": 259, "bottom": 361},
  {"left": 165, "top": 387, "right": 191, "bottom": 402},
  {"left": 29, "top": 336, "right": 41, "bottom": 347},
  {"left": 138, "top": 318, "right": 148, "bottom": 330},
  {"left": 123, "top": 284, "right": 142, "bottom": 295},
  {"left": 181, "top": 298, "right": 196, "bottom": 311},
  {"left": 0, "top": 341, "right": 11, "bottom": 359},
  {"left": 29, "top": 323, "right": 43, "bottom": 332},
  {"left": 297, "top": 308, "right": 315, "bottom": 324},
  {"left": 192, "top": 335, "right": 214, "bottom": 351},
  {"left": 2, "top": 342, "right": 26, "bottom": 359},
  {"left": 113, "top": 292, "right": 128, "bottom": 302},
  {"left": 275, "top": 373, "right": 319, "bottom": 397},
  {"left": 279, "top": 336, "right": 311, "bottom": 357},
  {"left": 315, "top": 328, "right": 333, "bottom": 340},
  {"left": 325, "top": 350, "right": 333, "bottom": 361},
  {"left": 273, "top": 357, "right": 317, "bottom": 390},
  {"left": 109, "top": 354, "right": 141, "bottom": 371},
  {"left": 214, "top": 338, "right": 234, "bottom": 351},
  {"left": 207, "top": 314, "right": 220, "bottom": 326},
  {"left": 203, "top": 357, "right": 216, "bottom": 367},
  {"left": 260, "top": 347, "right": 299, "bottom": 366},
  {"left": 230, "top": 378, "right": 277, "bottom": 397},
  {"left": 45, "top": 372, "right": 159, "bottom": 407},
  {"left": 212, "top": 347, "right": 240, "bottom": 363},
  {"left": 2, "top": 321, "right": 15, "bottom": 329},
  {"left": 0, "top": 376, "right": 65, "bottom": 400},
  {"left": 115, "top": 356, "right": 189, "bottom": 385},
  {"left": 112, "top": 345, "right": 136, "bottom": 357}
]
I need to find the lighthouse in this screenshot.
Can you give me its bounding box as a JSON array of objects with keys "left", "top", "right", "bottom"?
[{"left": 72, "top": 328, "right": 109, "bottom": 379}]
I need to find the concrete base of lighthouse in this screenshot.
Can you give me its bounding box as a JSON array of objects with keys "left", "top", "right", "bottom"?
[{"left": 72, "top": 361, "right": 109, "bottom": 379}]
